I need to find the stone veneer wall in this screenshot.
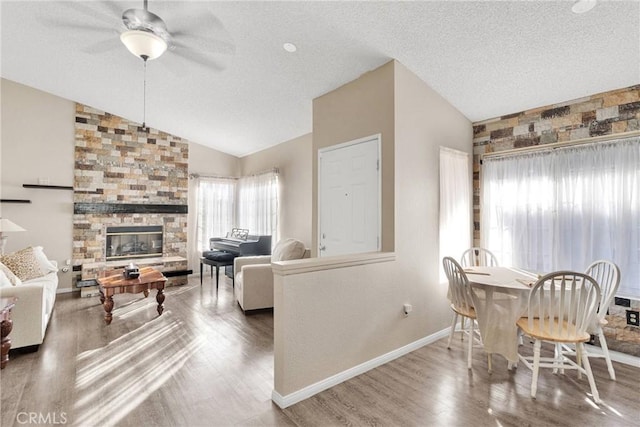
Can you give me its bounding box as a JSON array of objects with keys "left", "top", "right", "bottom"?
[
  {"left": 472, "top": 84, "right": 640, "bottom": 356},
  {"left": 73, "top": 104, "right": 188, "bottom": 272}
]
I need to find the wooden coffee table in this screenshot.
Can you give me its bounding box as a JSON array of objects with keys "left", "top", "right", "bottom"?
[{"left": 97, "top": 266, "right": 167, "bottom": 325}]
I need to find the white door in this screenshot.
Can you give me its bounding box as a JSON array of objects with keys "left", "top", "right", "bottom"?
[{"left": 319, "top": 135, "right": 380, "bottom": 257}]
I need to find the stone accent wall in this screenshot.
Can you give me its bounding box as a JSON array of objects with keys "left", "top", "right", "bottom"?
[
  {"left": 73, "top": 104, "right": 188, "bottom": 279},
  {"left": 74, "top": 104, "right": 188, "bottom": 204},
  {"left": 601, "top": 301, "right": 640, "bottom": 357},
  {"left": 472, "top": 84, "right": 640, "bottom": 356}
]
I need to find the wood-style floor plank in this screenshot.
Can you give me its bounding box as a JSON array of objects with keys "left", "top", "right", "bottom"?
[{"left": 1, "top": 275, "right": 639, "bottom": 427}]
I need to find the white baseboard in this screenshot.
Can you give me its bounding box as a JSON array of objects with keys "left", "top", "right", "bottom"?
[
  {"left": 271, "top": 329, "right": 640, "bottom": 409},
  {"left": 585, "top": 343, "right": 640, "bottom": 368},
  {"left": 271, "top": 327, "right": 450, "bottom": 409}
]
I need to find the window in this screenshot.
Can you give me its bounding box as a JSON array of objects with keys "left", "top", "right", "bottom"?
[
  {"left": 482, "top": 136, "right": 639, "bottom": 298},
  {"left": 194, "top": 177, "right": 236, "bottom": 263},
  {"left": 192, "top": 170, "right": 280, "bottom": 269},
  {"left": 237, "top": 170, "right": 279, "bottom": 243}
]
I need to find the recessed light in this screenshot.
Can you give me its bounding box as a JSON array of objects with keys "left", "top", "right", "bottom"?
[
  {"left": 283, "top": 42, "right": 297, "bottom": 53},
  {"left": 571, "top": 0, "right": 597, "bottom": 14}
]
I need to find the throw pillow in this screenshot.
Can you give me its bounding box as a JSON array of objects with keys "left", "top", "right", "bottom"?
[
  {"left": 0, "top": 247, "right": 45, "bottom": 281},
  {"left": 33, "top": 246, "right": 58, "bottom": 273},
  {"left": 271, "top": 238, "right": 305, "bottom": 262},
  {"left": 0, "top": 261, "right": 22, "bottom": 286}
]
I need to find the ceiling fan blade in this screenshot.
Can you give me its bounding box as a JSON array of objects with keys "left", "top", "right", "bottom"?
[
  {"left": 168, "top": 8, "right": 235, "bottom": 55},
  {"left": 170, "top": 37, "right": 236, "bottom": 57},
  {"left": 169, "top": 10, "right": 226, "bottom": 35},
  {"left": 38, "top": 18, "right": 118, "bottom": 35},
  {"left": 100, "top": 0, "right": 125, "bottom": 18},
  {"left": 158, "top": 56, "right": 188, "bottom": 78},
  {"left": 81, "top": 38, "right": 122, "bottom": 55},
  {"left": 168, "top": 48, "right": 227, "bottom": 72},
  {"left": 60, "top": 1, "right": 121, "bottom": 27}
]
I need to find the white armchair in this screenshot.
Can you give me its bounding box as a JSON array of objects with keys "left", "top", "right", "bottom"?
[{"left": 234, "top": 238, "right": 309, "bottom": 311}]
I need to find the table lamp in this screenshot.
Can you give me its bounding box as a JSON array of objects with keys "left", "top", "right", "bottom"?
[{"left": 0, "top": 218, "right": 26, "bottom": 255}]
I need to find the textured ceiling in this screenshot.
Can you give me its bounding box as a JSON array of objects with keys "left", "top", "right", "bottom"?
[{"left": 1, "top": 1, "right": 639, "bottom": 156}]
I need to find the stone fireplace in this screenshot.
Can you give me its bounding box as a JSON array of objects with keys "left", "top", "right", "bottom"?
[{"left": 73, "top": 104, "right": 189, "bottom": 284}]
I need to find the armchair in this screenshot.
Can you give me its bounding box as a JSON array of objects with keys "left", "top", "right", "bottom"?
[{"left": 234, "top": 238, "right": 309, "bottom": 311}]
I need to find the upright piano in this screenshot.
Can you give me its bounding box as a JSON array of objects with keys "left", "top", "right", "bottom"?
[
  {"left": 209, "top": 231, "right": 272, "bottom": 278},
  {"left": 209, "top": 235, "right": 272, "bottom": 257}
]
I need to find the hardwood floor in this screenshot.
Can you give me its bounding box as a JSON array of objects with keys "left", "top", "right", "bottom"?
[{"left": 1, "top": 275, "right": 638, "bottom": 427}]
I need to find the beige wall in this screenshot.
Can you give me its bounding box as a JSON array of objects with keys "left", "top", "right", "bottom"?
[
  {"left": 312, "top": 61, "right": 395, "bottom": 255},
  {"left": 188, "top": 141, "right": 240, "bottom": 179},
  {"left": 240, "top": 133, "right": 312, "bottom": 247},
  {"left": 274, "top": 253, "right": 398, "bottom": 397},
  {"left": 1, "top": 79, "right": 75, "bottom": 290},
  {"left": 393, "top": 60, "right": 473, "bottom": 339},
  {"left": 273, "top": 60, "right": 473, "bottom": 401}
]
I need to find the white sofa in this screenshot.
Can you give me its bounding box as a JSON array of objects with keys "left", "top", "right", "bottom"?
[
  {"left": 234, "top": 238, "right": 309, "bottom": 311},
  {"left": 0, "top": 248, "right": 59, "bottom": 349}
]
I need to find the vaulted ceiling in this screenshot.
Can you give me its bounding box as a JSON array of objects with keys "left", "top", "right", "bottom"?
[{"left": 2, "top": 1, "right": 638, "bottom": 156}]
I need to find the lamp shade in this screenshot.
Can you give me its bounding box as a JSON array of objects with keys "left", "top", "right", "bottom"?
[
  {"left": 0, "top": 218, "right": 26, "bottom": 233},
  {"left": 120, "top": 30, "right": 167, "bottom": 60}
]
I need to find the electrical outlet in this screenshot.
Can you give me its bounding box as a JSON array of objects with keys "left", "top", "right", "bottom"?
[
  {"left": 615, "top": 297, "right": 631, "bottom": 307},
  {"left": 626, "top": 310, "right": 640, "bottom": 327},
  {"left": 403, "top": 303, "right": 412, "bottom": 316}
]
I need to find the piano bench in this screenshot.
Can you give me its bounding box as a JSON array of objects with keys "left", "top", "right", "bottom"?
[{"left": 200, "top": 252, "right": 237, "bottom": 290}]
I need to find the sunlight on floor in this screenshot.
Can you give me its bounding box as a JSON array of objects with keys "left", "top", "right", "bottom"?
[
  {"left": 73, "top": 311, "right": 203, "bottom": 427},
  {"left": 599, "top": 401, "right": 623, "bottom": 417},
  {"left": 111, "top": 284, "right": 200, "bottom": 321}
]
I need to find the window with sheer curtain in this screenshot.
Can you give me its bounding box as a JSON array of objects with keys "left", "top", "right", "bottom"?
[
  {"left": 439, "top": 147, "right": 471, "bottom": 279},
  {"left": 192, "top": 177, "right": 236, "bottom": 268},
  {"left": 237, "top": 170, "right": 279, "bottom": 243},
  {"left": 482, "top": 136, "right": 639, "bottom": 298}
]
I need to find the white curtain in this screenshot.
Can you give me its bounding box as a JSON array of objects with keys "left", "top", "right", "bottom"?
[
  {"left": 439, "top": 147, "right": 472, "bottom": 276},
  {"left": 192, "top": 177, "right": 236, "bottom": 269},
  {"left": 237, "top": 170, "right": 279, "bottom": 244},
  {"left": 482, "top": 136, "right": 640, "bottom": 298}
]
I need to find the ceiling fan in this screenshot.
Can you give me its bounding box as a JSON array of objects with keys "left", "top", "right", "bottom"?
[
  {"left": 42, "top": 0, "right": 235, "bottom": 130},
  {"left": 43, "top": 0, "right": 235, "bottom": 71}
]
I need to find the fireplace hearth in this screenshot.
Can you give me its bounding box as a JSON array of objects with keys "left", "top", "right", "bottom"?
[{"left": 105, "top": 226, "right": 163, "bottom": 261}]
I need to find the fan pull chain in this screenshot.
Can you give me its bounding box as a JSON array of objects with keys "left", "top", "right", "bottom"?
[{"left": 142, "top": 58, "right": 147, "bottom": 130}]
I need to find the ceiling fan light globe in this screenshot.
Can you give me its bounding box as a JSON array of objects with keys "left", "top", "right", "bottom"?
[{"left": 120, "top": 30, "right": 167, "bottom": 60}]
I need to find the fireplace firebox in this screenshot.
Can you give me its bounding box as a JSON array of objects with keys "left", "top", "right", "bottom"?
[{"left": 105, "top": 226, "right": 163, "bottom": 261}]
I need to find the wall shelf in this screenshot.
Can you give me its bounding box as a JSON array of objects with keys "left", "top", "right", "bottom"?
[
  {"left": 0, "top": 199, "right": 32, "bottom": 204},
  {"left": 23, "top": 184, "right": 73, "bottom": 190},
  {"left": 1, "top": 184, "right": 73, "bottom": 203}
]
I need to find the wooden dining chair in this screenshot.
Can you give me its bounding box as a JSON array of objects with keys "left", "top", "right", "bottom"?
[
  {"left": 443, "top": 256, "right": 485, "bottom": 369},
  {"left": 517, "top": 271, "right": 602, "bottom": 403},
  {"left": 560, "top": 260, "right": 620, "bottom": 380},
  {"left": 460, "top": 247, "right": 499, "bottom": 268}
]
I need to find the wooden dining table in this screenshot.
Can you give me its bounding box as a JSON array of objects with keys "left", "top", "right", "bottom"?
[{"left": 464, "top": 266, "right": 539, "bottom": 363}]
